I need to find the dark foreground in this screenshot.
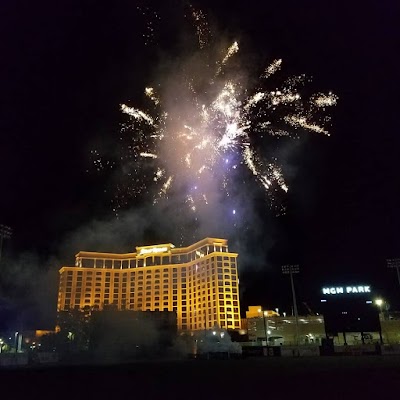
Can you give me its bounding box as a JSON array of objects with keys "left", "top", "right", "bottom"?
[{"left": 3, "top": 356, "right": 400, "bottom": 399}]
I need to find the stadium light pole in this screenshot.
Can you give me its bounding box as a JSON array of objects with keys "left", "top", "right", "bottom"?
[
  {"left": 0, "top": 224, "right": 12, "bottom": 263},
  {"left": 387, "top": 259, "right": 400, "bottom": 293},
  {"left": 257, "top": 307, "right": 268, "bottom": 346},
  {"left": 282, "top": 264, "right": 300, "bottom": 355}
]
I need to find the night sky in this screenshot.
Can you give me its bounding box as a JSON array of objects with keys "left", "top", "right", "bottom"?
[{"left": 1, "top": 0, "right": 399, "bottom": 326}]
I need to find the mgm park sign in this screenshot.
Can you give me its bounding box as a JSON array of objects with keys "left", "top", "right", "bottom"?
[{"left": 322, "top": 286, "right": 371, "bottom": 295}]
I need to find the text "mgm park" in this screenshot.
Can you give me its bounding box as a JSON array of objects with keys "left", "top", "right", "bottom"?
[{"left": 322, "top": 286, "right": 371, "bottom": 295}]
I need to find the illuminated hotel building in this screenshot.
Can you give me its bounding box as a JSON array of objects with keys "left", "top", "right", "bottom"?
[{"left": 57, "top": 238, "right": 241, "bottom": 331}]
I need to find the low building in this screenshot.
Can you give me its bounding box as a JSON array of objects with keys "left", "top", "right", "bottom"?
[
  {"left": 246, "top": 312, "right": 326, "bottom": 346},
  {"left": 244, "top": 306, "right": 400, "bottom": 346}
]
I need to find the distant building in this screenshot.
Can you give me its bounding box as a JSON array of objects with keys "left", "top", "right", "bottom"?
[{"left": 57, "top": 238, "right": 241, "bottom": 331}]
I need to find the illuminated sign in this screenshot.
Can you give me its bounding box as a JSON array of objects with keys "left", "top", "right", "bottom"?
[
  {"left": 322, "top": 286, "right": 371, "bottom": 295},
  {"left": 138, "top": 246, "right": 169, "bottom": 255}
]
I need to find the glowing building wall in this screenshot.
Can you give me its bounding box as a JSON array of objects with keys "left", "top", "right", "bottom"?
[{"left": 57, "top": 238, "right": 241, "bottom": 330}]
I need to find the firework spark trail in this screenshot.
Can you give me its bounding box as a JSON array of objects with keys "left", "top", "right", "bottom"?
[
  {"left": 311, "top": 92, "right": 338, "bottom": 108},
  {"left": 121, "top": 104, "right": 155, "bottom": 126},
  {"left": 216, "top": 42, "right": 239, "bottom": 76},
  {"left": 263, "top": 58, "right": 282, "bottom": 78},
  {"left": 140, "top": 152, "right": 158, "bottom": 159},
  {"left": 284, "top": 115, "right": 329, "bottom": 135},
  {"left": 93, "top": 12, "right": 337, "bottom": 219},
  {"left": 188, "top": 5, "right": 211, "bottom": 49},
  {"left": 145, "top": 87, "right": 160, "bottom": 105}
]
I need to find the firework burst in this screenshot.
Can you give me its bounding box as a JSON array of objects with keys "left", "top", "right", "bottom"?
[{"left": 92, "top": 7, "right": 337, "bottom": 222}]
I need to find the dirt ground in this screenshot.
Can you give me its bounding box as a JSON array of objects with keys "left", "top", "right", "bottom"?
[{"left": 3, "top": 355, "right": 400, "bottom": 399}]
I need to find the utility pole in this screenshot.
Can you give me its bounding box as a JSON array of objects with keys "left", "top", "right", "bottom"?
[
  {"left": 387, "top": 259, "right": 400, "bottom": 293},
  {"left": 282, "top": 264, "right": 300, "bottom": 356},
  {"left": 0, "top": 224, "right": 12, "bottom": 263}
]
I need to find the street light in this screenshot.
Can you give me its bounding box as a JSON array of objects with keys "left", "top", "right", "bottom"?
[
  {"left": 0, "top": 224, "right": 12, "bottom": 263},
  {"left": 375, "top": 299, "right": 383, "bottom": 308},
  {"left": 387, "top": 259, "right": 400, "bottom": 292},
  {"left": 282, "top": 264, "right": 300, "bottom": 355},
  {"left": 375, "top": 298, "right": 384, "bottom": 320}
]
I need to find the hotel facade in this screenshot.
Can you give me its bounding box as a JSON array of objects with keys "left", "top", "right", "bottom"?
[{"left": 57, "top": 238, "right": 241, "bottom": 331}]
